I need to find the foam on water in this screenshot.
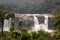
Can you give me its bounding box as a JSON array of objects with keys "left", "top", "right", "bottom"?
[
  {"left": 33, "top": 15, "right": 53, "bottom": 32},
  {"left": 3, "top": 18, "right": 11, "bottom": 31},
  {"left": 32, "top": 16, "right": 40, "bottom": 32}
]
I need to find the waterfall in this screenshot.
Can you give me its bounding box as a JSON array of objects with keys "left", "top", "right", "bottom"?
[
  {"left": 44, "top": 15, "right": 48, "bottom": 28},
  {"left": 33, "top": 15, "right": 53, "bottom": 32},
  {"left": 3, "top": 18, "right": 11, "bottom": 31},
  {"left": 44, "top": 15, "right": 53, "bottom": 32},
  {"left": 40, "top": 15, "right": 49, "bottom": 31},
  {"left": 34, "top": 16, "right": 39, "bottom": 25},
  {"left": 33, "top": 16, "right": 40, "bottom": 32}
]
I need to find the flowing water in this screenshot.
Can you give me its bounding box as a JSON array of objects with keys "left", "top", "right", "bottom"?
[
  {"left": 3, "top": 15, "right": 53, "bottom": 32},
  {"left": 3, "top": 18, "right": 11, "bottom": 31},
  {"left": 33, "top": 16, "right": 40, "bottom": 32},
  {"left": 33, "top": 15, "right": 53, "bottom": 32}
]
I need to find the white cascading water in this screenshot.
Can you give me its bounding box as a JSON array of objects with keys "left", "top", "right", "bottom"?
[
  {"left": 39, "top": 15, "right": 49, "bottom": 31},
  {"left": 3, "top": 18, "right": 11, "bottom": 31},
  {"left": 33, "top": 16, "right": 40, "bottom": 32},
  {"left": 33, "top": 15, "right": 53, "bottom": 32}
]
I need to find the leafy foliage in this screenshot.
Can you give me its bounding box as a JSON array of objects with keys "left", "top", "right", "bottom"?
[
  {"left": 0, "top": 29, "right": 60, "bottom": 40},
  {"left": 53, "top": 12, "right": 60, "bottom": 30},
  {"left": 0, "top": 10, "right": 15, "bottom": 37},
  {"left": 0, "top": 0, "right": 60, "bottom": 14}
]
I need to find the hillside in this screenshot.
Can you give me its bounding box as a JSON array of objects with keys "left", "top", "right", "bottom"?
[
  {"left": 0, "top": 0, "right": 60, "bottom": 14},
  {"left": 0, "top": 0, "right": 44, "bottom": 4}
]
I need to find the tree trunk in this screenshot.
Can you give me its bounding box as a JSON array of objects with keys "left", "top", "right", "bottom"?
[{"left": 1, "top": 19, "right": 4, "bottom": 37}]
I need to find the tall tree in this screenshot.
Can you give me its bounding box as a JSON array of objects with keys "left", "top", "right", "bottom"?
[
  {"left": 40, "top": 0, "right": 60, "bottom": 14},
  {"left": 18, "top": 20, "right": 23, "bottom": 29},
  {"left": 53, "top": 12, "right": 60, "bottom": 31},
  {"left": 10, "top": 21, "right": 15, "bottom": 32},
  {"left": 0, "top": 10, "right": 15, "bottom": 37}
]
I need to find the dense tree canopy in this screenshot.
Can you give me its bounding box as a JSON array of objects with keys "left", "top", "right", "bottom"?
[
  {"left": 53, "top": 12, "right": 60, "bottom": 31},
  {"left": 0, "top": 10, "right": 15, "bottom": 37},
  {"left": 0, "top": 0, "right": 60, "bottom": 40},
  {"left": 0, "top": 0, "right": 60, "bottom": 14}
]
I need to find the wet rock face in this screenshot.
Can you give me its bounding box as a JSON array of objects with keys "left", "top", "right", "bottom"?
[
  {"left": 14, "top": 15, "right": 54, "bottom": 30},
  {"left": 0, "top": 14, "right": 54, "bottom": 31},
  {"left": 37, "top": 16, "right": 45, "bottom": 24},
  {"left": 20, "top": 16, "right": 34, "bottom": 29},
  {"left": 48, "top": 17, "right": 54, "bottom": 29},
  {"left": 15, "top": 15, "right": 34, "bottom": 30}
]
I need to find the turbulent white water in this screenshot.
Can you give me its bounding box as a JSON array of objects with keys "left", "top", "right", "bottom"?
[
  {"left": 3, "top": 18, "right": 11, "bottom": 31},
  {"left": 33, "top": 15, "right": 53, "bottom": 32},
  {"left": 3, "top": 14, "right": 53, "bottom": 32},
  {"left": 33, "top": 16, "right": 40, "bottom": 32}
]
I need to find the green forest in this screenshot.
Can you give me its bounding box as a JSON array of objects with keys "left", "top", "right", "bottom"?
[
  {"left": 0, "top": 0, "right": 60, "bottom": 40},
  {"left": 0, "top": 9, "right": 60, "bottom": 40},
  {"left": 0, "top": 0, "right": 60, "bottom": 14}
]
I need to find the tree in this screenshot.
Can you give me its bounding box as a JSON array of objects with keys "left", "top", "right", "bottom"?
[
  {"left": 10, "top": 30, "right": 21, "bottom": 39},
  {"left": 10, "top": 21, "right": 15, "bottom": 32},
  {"left": 37, "top": 36, "right": 47, "bottom": 40},
  {"left": 53, "top": 32, "right": 60, "bottom": 40},
  {"left": 21, "top": 29, "right": 31, "bottom": 40},
  {"left": 19, "top": 21, "right": 23, "bottom": 26},
  {"left": 37, "top": 30, "right": 52, "bottom": 40},
  {"left": 18, "top": 20, "right": 23, "bottom": 29},
  {"left": 40, "top": 0, "right": 60, "bottom": 14},
  {"left": 0, "top": 10, "right": 15, "bottom": 37},
  {"left": 53, "top": 12, "right": 60, "bottom": 31},
  {"left": 31, "top": 31, "right": 39, "bottom": 40}
]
